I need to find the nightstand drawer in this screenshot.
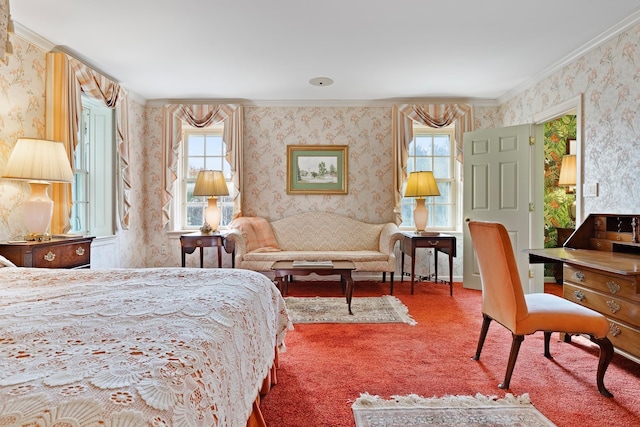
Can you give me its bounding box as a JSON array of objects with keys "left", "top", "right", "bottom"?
[
  {"left": 31, "top": 241, "right": 91, "bottom": 268},
  {"left": 0, "top": 237, "right": 94, "bottom": 269}
]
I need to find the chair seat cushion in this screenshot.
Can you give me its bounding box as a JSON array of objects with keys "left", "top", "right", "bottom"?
[{"left": 515, "top": 293, "right": 610, "bottom": 338}]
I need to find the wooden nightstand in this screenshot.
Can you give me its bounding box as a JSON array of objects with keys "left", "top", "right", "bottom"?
[
  {"left": 0, "top": 236, "right": 94, "bottom": 269},
  {"left": 399, "top": 232, "right": 456, "bottom": 296},
  {"left": 180, "top": 232, "right": 228, "bottom": 268}
]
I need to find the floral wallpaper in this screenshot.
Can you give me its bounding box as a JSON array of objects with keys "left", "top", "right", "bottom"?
[
  {"left": 242, "top": 106, "right": 394, "bottom": 223},
  {"left": 544, "top": 115, "right": 577, "bottom": 248},
  {"left": 474, "top": 23, "right": 640, "bottom": 218}
]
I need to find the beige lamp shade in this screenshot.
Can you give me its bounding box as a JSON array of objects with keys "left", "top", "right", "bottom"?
[
  {"left": 3, "top": 138, "right": 74, "bottom": 183},
  {"left": 193, "top": 170, "right": 229, "bottom": 197},
  {"left": 404, "top": 171, "right": 441, "bottom": 198},
  {"left": 558, "top": 155, "right": 577, "bottom": 186},
  {"left": 2, "top": 138, "right": 74, "bottom": 240},
  {"left": 404, "top": 171, "right": 440, "bottom": 232},
  {"left": 193, "top": 170, "right": 229, "bottom": 233}
]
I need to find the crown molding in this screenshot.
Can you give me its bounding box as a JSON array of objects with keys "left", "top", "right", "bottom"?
[
  {"left": 13, "top": 21, "right": 55, "bottom": 51},
  {"left": 497, "top": 8, "right": 640, "bottom": 105}
]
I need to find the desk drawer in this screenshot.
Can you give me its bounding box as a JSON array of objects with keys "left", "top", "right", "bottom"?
[
  {"left": 31, "top": 241, "right": 91, "bottom": 268},
  {"left": 608, "top": 319, "right": 640, "bottom": 358},
  {"left": 564, "top": 283, "right": 638, "bottom": 326},
  {"left": 563, "top": 265, "right": 639, "bottom": 302}
]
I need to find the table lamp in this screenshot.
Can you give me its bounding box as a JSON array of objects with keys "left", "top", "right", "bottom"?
[
  {"left": 2, "top": 138, "right": 74, "bottom": 241},
  {"left": 193, "top": 170, "right": 229, "bottom": 233},
  {"left": 558, "top": 154, "right": 577, "bottom": 220},
  {"left": 404, "top": 171, "right": 440, "bottom": 233}
]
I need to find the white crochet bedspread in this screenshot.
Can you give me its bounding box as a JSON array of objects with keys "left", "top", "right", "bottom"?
[{"left": 0, "top": 267, "right": 291, "bottom": 427}]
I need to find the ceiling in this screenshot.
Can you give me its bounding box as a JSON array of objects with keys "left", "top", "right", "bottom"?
[{"left": 10, "top": 0, "right": 640, "bottom": 103}]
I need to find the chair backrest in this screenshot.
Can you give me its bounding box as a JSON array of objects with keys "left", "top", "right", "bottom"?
[{"left": 468, "top": 221, "right": 529, "bottom": 332}]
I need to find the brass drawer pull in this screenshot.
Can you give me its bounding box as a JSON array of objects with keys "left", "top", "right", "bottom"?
[
  {"left": 44, "top": 251, "right": 56, "bottom": 262},
  {"left": 76, "top": 247, "right": 85, "bottom": 256},
  {"left": 606, "top": 300, "right": 621, "bottom": 314},
  {"left": 428, "top": 240, "right": 440, "bottom": 245},
  {"left": 573, "top": 290, "right": 585, "bottom": 301},
  {"left": 574, "top": 271, "right": 585, "bottom": 281},
  {"left": 609, "top": 323, "right": 622, "bottom": 337},
  {"left": 606, "top": 281, "right": 620, "bottom": 294}
]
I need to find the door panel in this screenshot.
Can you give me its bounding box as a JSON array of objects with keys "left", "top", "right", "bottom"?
[{"left": 463, "top": 124, "right": 532, "bottom": 291}]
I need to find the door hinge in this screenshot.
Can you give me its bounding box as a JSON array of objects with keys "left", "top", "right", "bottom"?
[
  {"left": 529, "top": 136, "right": 535, "bottom": 146},
  {"left": 529, "top": 203, "right": 535, "bottom": 212}
]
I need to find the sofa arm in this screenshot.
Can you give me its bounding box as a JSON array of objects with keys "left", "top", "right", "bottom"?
[
  {"left": 379, "top": 223, "right": 404, "bottom": 254},
  {"left": 224, "top": 229, "right": 246, "bottom": 265}
]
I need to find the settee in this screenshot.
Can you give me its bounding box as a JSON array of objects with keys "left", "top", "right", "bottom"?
[{"left": 225, "top": 212, "right": 403, "bottom": 287}]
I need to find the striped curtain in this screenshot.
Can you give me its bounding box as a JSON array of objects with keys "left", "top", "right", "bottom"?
[
  {"left": 392, "top": 103, "right": 473, "bottom": 225},
  {"left": 162, "top": 104, "right": 243, "bottom": 229},
  {"left": 46, "top": 53, "right": 132, "bottom": 233}
]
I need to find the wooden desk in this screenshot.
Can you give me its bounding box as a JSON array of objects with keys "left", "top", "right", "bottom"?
[
  {"left": 271, "top": 260, "right": 356, "bottom": 314},
  {"left": 0, "top": 236, "right": 94, "bottom": 269},
  {"left": 527, "top": 213, "right": 640, "bottom": 362},
  {"left": 180, "top": 232, "right": 225, "bottom": 268},
  {"left": 399, "top": 232, "right": 456, "bottom": 296}
]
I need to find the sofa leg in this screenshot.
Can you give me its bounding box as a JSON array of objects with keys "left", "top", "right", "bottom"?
[{"left": 382, "top": 272, "right": 386, "bottom": 282}]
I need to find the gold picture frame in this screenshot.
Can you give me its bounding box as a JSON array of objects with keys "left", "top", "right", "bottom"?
[{"left": 287, "top": 145, "right": 348, "bottom": 194}]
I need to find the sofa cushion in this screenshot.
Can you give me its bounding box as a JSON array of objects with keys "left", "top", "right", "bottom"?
[
  {"left": 270, "top": 212, "right": 385, "bottom": 251},
  {"left": 242, "top": 250, "right": 389, "bottom": 262},
  {"left": 229, "top": 216, "right": 281, "bottom": 253}
]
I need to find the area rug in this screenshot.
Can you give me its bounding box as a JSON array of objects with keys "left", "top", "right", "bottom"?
[
  {"left": 284, "top": 296, "right": 416, "bottom": 325},
  {"left": 352, "top": 392, "right": 556, "bottom": 426}
]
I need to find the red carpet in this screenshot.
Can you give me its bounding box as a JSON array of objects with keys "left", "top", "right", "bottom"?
[{"left": 260, "top": 280, "right": 640, "bottom": 426}]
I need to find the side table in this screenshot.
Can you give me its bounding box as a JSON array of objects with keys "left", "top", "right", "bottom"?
[
  {"left": 399, "top": 232, "right": 456, "bottom": 295},
  {"left": 180, "top": 232, "right": 226, "bottom": 268}
]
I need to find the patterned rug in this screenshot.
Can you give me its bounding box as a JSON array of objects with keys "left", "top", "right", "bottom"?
[
  {"left": 352, "top": 393, "right": 556, "bottom": 426},
  {"left": 284, "top": 296, "right": 416, "bottom": 325}
]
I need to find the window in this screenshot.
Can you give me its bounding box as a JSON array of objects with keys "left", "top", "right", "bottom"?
[
  {"left": 70, "top": 94, "right": 115, "bottom": 236},
  {"left": 400, "top": 125, "right": 457, "bottom": 230},
  {"left": 180, "top": 127, "right": 234, "bottom": 230}
]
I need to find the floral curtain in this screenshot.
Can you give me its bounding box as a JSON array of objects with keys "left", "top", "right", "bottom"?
[
  {"left": 162, "top": 104, "right": 243, "bottom": 229},
  {"left": 392, "top": 103, "right": 473, "bottom": 224},
  {"left": 45, "top": 52, "right": 131, "bottom": 233},
  {"left": 0, "top": 0, "right": 10, "bottom": 65}
]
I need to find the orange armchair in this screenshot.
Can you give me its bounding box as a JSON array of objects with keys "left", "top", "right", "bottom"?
[{"left": 468, "top": 221, "right": 614, "bottom": 397}]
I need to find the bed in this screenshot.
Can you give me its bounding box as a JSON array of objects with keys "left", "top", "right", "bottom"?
[{"left": 0, "top": 257, "right": 291, "bottom": 426}]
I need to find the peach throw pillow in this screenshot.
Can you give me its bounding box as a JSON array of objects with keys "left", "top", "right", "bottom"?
[{"left": 229, "top": 217, "right": 281, "bottom": 253}]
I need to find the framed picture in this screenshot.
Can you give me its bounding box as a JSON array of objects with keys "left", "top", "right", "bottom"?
[{"left": 287, "top": 145, "right": 348, "bottom": 194}]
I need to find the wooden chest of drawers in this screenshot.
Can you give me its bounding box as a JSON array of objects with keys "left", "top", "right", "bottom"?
[
  {"left": 563, "top": 264, "right": 640, "bottom": 358},
  {"left": 0, "top": 237, "right": 94, "bottom": 269},
  {"left": 528, "top": 214, "right": 640, "bottom": 361}
]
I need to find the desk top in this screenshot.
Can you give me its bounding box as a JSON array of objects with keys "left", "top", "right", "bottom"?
[{"left": 527, "top": 247, "right": 640, "bottom": 276}]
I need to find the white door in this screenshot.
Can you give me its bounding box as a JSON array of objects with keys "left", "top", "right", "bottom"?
[{"left": 462, "top": 124, "right": 540, "bottom": 292}]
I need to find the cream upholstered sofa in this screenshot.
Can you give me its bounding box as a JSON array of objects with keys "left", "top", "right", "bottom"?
[{"left": 225, "top": 212, "right": 403, "bottom": 285}]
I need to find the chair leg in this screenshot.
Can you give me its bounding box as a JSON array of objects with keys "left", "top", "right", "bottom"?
[
  {"left": 499, "top": 334, "right": 524, "bottom": 390},
  {"left": 389, "top": 272, "right": 394, "bottom": 294},
  {"left": 543, "top": 331, "right": 553, "bottom": 358},
  {"left": 590, "top": 335, "right": 614, "bottom": 397},
  {"left": 472, "top": 314, "right": 492, "bottom": 361}
]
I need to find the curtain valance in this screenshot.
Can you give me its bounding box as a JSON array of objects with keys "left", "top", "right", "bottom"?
[
  {"left": 162, "top": 104, "right": 243, "bottom": 229},
  {"left": 392, "top": 103, "right": 473, "bottom": 225}
]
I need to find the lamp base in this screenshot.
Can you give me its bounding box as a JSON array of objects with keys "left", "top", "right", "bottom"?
[{"left": 24, "top": 232, "right": 52, "bottom": 242}]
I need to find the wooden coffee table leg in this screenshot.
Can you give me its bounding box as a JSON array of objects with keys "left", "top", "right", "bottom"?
[{"left": 344, "top": 273, "right": 354, "bottom": 315}]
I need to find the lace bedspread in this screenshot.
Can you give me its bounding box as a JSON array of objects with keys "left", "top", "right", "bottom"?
[{"left": 0, "top": 267, "right": 291, "bottom": 426}]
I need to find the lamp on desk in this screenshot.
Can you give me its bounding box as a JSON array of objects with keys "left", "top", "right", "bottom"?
[
  {"left": 193, "top": 170, "right": 229, "bottom": 234},
  {"left": 2, "top": 138, "right": 74, "bottom": 241},
  {"left": 558, "top": 154, "right": 577, "bottom": 221},
  {"left": 404, "top": 171, "right": 440, "bottom": 233}
]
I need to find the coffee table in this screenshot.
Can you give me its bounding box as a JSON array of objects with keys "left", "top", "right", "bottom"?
[{"left": 271, "top": 260, "right": 356, "bottom": 314}]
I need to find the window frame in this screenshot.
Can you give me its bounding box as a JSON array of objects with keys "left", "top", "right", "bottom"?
[
  {"left": 400, "top": 124, "right": 458, "bottom": 232},
  {"left": 70, "top": 94, "right": 116, "bottom": 237},
  {"left": 177, "top": 126, "right": 233, "bottom": 231}
]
